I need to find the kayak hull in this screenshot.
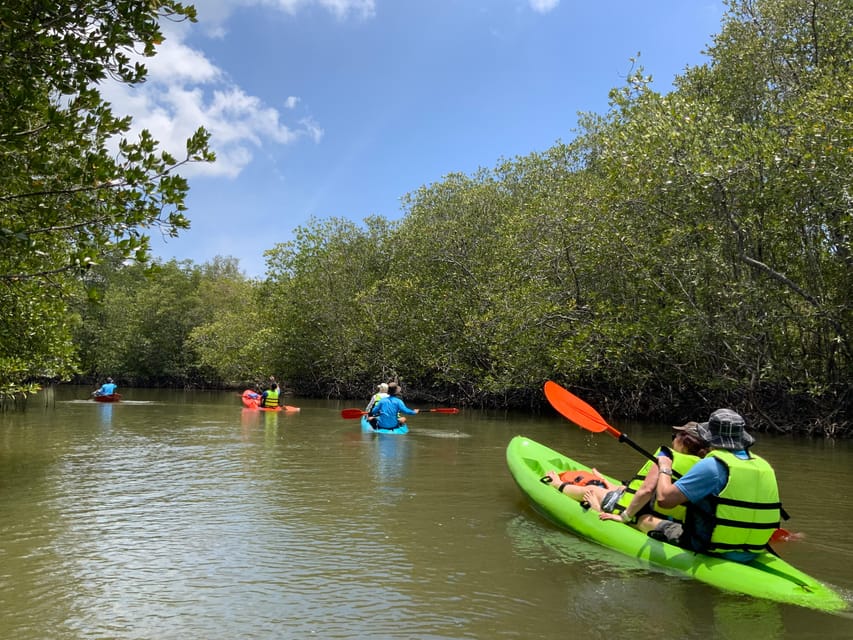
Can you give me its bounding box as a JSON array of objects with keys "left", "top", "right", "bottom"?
[
  {"left": 506, "top": 435, "right": 847, "bottom": 612},
  {"left": 361, "top": 415, "right": 408, "bottom": 435},
  {"left": 241, "top": 389, "right": 300, "bottom": 412},
  {"left": 93, "top": 393, "right": 121, "bottom": 403}
]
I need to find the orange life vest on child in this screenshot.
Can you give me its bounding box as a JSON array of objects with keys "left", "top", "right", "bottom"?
[{"left": 558, "top": 470, "right": 607, "bottom": 488}]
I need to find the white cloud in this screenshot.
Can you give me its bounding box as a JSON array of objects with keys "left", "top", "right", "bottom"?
[
  {"left": 97, "top": 1, "right": 363, "bottom": 179},
  {"left": 299, "top": 117, "right": 325, "bottom": 144},
  {"left": 146, "top": 37, "right": 221, "bottom": 84},
  {"left": 196, "top": 0, "right": 375, "bottom": 30},
  {"left": 263, "top": 0, "right": 375, "bottom": 19},
  {"left": 528, "top": 0, "right": 559, "bottom": 13}
]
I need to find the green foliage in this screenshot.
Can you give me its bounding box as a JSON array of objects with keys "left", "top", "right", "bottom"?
[
  {"left": 250, "top": 0, "right": 851, "bottom": 430},
  {"left": 0, "top": 2, "right": 212, "bottom": 399},
  {"left": 76, "top": 257, "right": 257, "bottom": 387},
  {"left": 62, "top": 1, "right": 851, "bottom": 432},
  {"left": 261, "top": 216, "right": 395, "bottom": 396}
]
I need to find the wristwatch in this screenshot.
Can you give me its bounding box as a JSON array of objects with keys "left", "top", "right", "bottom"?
[{"left": 659, "top": 468, "right": 673, "bottom": 476}]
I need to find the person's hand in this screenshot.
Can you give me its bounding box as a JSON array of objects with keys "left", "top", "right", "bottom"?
[{"left": 599, "top": 512, "right": 621, "bottom": 522}]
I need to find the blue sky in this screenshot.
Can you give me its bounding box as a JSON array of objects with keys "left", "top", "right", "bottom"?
[{"left": 108, "top": 0, "right": 724, "bottom": 278}]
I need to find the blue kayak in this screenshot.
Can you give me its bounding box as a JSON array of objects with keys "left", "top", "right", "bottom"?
[{"left": 361, "top": 415, "right": 408, "bottom": 435}]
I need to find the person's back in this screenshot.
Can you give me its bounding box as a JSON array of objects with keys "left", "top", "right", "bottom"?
[
  {"left": 96, "top": 378, "right": 117, "bottom": 396},
  {"left": 681, "top": 448, "right": 780, "bottom": 558},
  {"left": 654, "top": 409, "right": 781, "bottom": 562},
  {"left": 261, "top": 384, "right": 280, "bottom": 408},
  {"left": 365, "top": 383, "right": 389, "bottom": 413},
  {"left": 374, "top": 383, "right": 418, "bottom": 430}
]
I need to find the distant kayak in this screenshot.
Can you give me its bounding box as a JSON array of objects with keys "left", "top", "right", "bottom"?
[
  {"left": 506, "top": 435, "right": 846, "bottom": 612},
  {"left": 93, "top": 393, "right": 121, "bottom": 403},
  {"left": 241, "top": 389, "right": 300, "bottom": 412},
  {"left": 361, "top": 415, "right": 408, "bottom": 435}
]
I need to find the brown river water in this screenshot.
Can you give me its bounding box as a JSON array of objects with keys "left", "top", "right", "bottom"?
[{"left": 1, "top": 386, "right": 852, "bottom": 639}]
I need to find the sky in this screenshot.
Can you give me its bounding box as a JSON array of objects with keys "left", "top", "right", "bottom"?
[{"left": 104, "top": 0, "right": 725, "bottom": 279}]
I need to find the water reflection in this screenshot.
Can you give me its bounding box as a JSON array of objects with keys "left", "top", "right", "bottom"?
[
  {"left": 97, "top": 402, "right": 112, "bottom": 428},
  {"left": 368, "top": 432, "right": 412, "bottom": 483}
]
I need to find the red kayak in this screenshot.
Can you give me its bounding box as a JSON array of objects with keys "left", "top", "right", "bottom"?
[
  {"left": 241, "top": 389, "right": 300, "bottom": 412},
  {"left": 93, "top": 393, "right": 121, "bottom": 403}
]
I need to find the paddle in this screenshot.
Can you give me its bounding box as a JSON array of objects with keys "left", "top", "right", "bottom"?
[
  {"left": 543, "top": 380, "right": 659, "bottom": 465},
  {"left": 543, "top": 380, "right": 796, "bottom": 542},
  {"left": 340, "top": 407, "right": 458, "bottom": 419}
]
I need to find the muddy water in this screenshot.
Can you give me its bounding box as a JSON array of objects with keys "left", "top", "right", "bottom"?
[{"left": 1, "top": 386, "right": 851, "bottom": 639}]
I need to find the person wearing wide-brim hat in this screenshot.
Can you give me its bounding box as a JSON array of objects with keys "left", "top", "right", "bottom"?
[
  {"left": 697, "top": 408, "right": 755, "bottom": 450},
  {"left": 643, "top": 408, "right": 782, "bottom": 563}
]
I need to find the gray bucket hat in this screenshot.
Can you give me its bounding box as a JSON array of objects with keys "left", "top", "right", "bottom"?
[{"left": 698, "top": 409, "right": 755, "bottom": 450}]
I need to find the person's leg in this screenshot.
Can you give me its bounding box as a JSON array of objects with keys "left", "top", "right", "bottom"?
[
  {"left": 563, "top": 485, "right": 610, "bottom": 508},
  {"left": 643, "top": 517, "right": 684, "bottom": 545}
]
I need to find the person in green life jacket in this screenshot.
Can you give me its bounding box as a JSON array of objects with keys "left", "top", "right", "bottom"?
[
  {"left": 596, "top": 421, "right": 710, "bottom": 525},
  {"left": 371, "top": 382, "right": 418, "bottom": 430},
  {"left": 544, "top": 421, "right": 709, "bottom": 519},
  {"left": 365, "top": 382, "right": 389, "bottom": 428},
  {"left": 646, "top": 409, "right": 782, "bottom": 563},
  {"left": 260, "top": 383, "right": 280, "bottom": 408},
  {"left": 92, "top": 377, "right": 117, "bottom": 397}
]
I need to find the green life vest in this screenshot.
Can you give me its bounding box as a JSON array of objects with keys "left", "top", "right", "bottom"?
[
  {"left": 702, "top": 449, "right": 781, "bottom": 554},
  {"left": 615, "top": 448, "right": 700, "bottom": 522},
  {"left": 262, "top": 389, "right": 280, "bottom": 408}
]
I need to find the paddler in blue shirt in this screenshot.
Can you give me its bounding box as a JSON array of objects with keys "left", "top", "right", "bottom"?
[
  {"left": 648, "top": 409, "right": 782, "bottom": 562},
  {"left": 372, "top": 383, "right": 418, "bottom": 430},
  {"left": 92, "top": 377, "right": 117, "bottom": 397}
]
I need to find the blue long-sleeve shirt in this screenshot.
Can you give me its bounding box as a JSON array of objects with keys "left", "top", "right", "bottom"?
[{"left": 374, "top": 396, "right": 417, "bottom": 430}]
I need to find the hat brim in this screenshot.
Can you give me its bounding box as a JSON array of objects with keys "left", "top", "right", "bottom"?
[
  {"left": 697, "top": 422, "right": 755, "bottom": 450},
  {"left": 672, "top": 423, "right": 704, "bottom": 440}
]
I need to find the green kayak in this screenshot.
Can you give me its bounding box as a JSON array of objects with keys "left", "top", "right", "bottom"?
[{"left": 506, "top": 435, "right": 847, "bottom": 612}]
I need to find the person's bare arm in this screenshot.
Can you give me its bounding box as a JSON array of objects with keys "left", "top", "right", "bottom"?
[{"left": 655, "top": 457, "right": 688, "bottom": 508}]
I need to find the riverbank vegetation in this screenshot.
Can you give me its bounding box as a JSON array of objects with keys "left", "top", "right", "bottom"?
[{"left": 2, "top": 2, "right": 850, "bottom": 435}]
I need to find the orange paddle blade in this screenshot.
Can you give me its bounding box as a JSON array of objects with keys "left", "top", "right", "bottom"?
[
  {"left": 544, "top": 381, "right": 610, "bottom": 433},
  {"left": 770, "top": 528, "right": 803, "bottom": 543},
  {"left": 341, "top": 408, "right": 367, "bottom": 419}
]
